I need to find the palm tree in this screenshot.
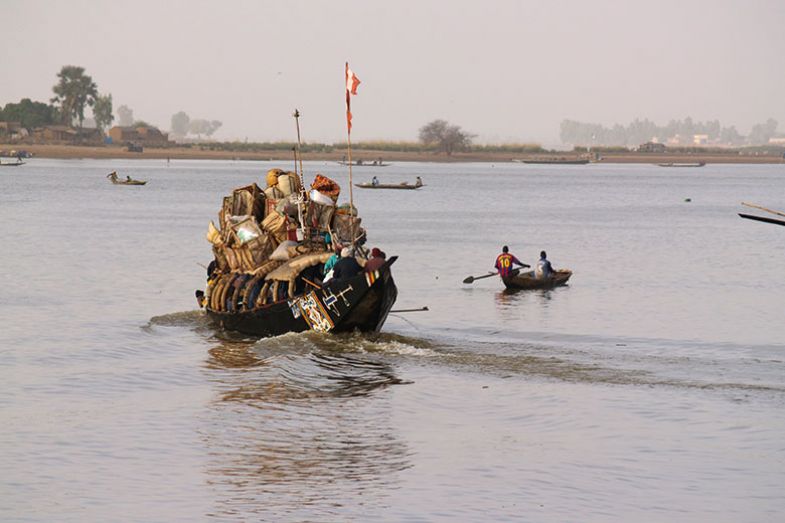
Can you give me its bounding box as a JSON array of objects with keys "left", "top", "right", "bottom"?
[{"left": 51, "top": 65, "right": 98, "bottom": 131}]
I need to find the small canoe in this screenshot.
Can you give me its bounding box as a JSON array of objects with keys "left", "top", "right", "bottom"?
[
  {"left": 657, "top": 162, "right": 706, "bottom": 167},
  {"left": 513, "top": 158, "right": 590, "bottom": 165},
  {"left": 738, "top": 213, "right": 785, "bottom": 227},
  {"left": 110, "top": 178, "right": 147, "bottom": 185},
  {"left": 107, "top": 172, "right": 147, "bottom": 185},
  {"left": 355, "top": 182, "right": 423, "bottom": 190},
  {"left": 502, "top": 269, "right": 572, "bottom": 290},
  {"left": 338, "top": 161, "right": 390, "bottom": 167}
]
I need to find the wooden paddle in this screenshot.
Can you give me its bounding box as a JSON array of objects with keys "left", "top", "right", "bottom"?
[
  {"left": 463, "top": 264, "right": 532, "bottom": 284},
  {"left": 463, "top": 272, "right": 498, "bottom": 284}
]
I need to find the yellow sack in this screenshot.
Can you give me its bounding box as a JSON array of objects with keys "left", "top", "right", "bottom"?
[{"left": 266, "top": 168, "right": 283, "bottom": 187}]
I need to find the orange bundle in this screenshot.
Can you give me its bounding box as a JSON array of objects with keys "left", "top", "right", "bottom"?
[{"left": 310, "top": 174, "right": 341, "bottom": 199}]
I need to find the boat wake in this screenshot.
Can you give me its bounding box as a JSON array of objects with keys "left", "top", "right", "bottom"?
[{"left": 146, "top": 309, "right": 206, "bottom": 327}]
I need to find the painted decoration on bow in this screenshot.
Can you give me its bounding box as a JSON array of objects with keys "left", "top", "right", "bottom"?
[{"left": 297, "top": 292, "right": 334, "bottom": 332}]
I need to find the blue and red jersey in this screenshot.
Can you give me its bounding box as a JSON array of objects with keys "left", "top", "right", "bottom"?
[{"left": 495, "top": 253, "right": 523, "bottom": 277}]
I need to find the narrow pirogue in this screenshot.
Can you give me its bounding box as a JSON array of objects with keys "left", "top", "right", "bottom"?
[
  {"left": 501, "top": 269, "right": 572, "bottom": 290},
  {"left": 196, "top": 169, "right": 398, "bottom": 337}
]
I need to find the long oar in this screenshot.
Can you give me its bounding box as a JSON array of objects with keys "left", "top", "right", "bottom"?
[
  {"left": 390, "top": 306, "right": 429, "bottom": 313},
  {"left": 463, "top": 272, "right": 498, "bottom": 284}
]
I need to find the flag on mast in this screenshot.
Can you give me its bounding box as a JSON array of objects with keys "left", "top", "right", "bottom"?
[{"left": 345, "top": 63, "right": 361, "bottom": 134}]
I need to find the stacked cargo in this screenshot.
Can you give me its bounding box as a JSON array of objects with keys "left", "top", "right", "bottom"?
[{"left": 201, "top": 169, "right": 367, "bottom": 312}]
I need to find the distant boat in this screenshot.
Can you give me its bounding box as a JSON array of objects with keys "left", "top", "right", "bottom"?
[
  {"left": 355, "top": 182, "right": 423, "bottom": 190},
  {"left": 337, "top": 160, "right": 390, "bottom": 167},
  {"left": 657, "top": 162, "right": 706, "bottom": 167},
  {"left": 355, "top": 178, "right": 424, "bottom": 190},
  {"left": 738, "top": 213, "right": 785, "bottom": 227},
  {"left": 107, "top": 172, "right": 147, "bottom": 185},
  {"left": 513, "top": 158, "right": 590, "bottom": 165},
  {"left": 0, "top": 160, "right": 24, "bottom": 167}
]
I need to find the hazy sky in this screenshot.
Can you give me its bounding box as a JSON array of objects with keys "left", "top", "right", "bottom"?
[{"left": 2, "top": 0, "right": 784, "bottom": 145}]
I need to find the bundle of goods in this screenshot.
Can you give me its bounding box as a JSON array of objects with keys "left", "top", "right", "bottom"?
[{"left": 202, "top": 169, "right": 368, "bottom": 312}]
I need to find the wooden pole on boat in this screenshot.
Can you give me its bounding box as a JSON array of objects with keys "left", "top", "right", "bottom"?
[
  {"left": 345, "top": 62, "right": 360, "bottom": 248},
  {"left": 347, "top": 130, "right": 356, "bottom": 246},
  {"left": 292, "top": 109, "right": 306, "bottom": 193},
  {"left": 292, "top": 109, "right": 307, "bottom": 241}
]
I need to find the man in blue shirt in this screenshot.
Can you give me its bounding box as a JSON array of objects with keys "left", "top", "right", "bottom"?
[{"left": 535, "top": 250, "right": 554, "bottom": 279}]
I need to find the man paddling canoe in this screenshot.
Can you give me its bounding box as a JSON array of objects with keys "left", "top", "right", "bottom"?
[{"left": 495, "top": 245, "right": 530, "bottom": 277}]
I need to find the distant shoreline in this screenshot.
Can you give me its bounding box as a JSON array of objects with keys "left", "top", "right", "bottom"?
[{"left": 2, "top": 143, "right": 784, "bottom": 164}]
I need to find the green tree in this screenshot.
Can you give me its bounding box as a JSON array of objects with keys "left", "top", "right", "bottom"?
[
  {"left": 418, "top": 119, "right": 474, "bottom": 155},
  {"left": 51, "top": 65, "right": 98, "bottom": 129},
  {"left": 1, "top": 98, "right": 58, "bottom": 129},
  {"left": 93, "top": 94, "right": 114, "bottom": 132},
  {"left": 171, "top": 111, "right": 190, "bottom": 138}
]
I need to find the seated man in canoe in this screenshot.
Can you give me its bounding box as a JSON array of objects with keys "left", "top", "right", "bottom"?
[{"left": 535, "top": 251, "right": 554, "bottom": 279}]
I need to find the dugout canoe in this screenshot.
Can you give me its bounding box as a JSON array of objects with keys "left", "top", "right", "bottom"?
[
  {"left": 107, "top": 172, "right": 147, "bottom": 185},
  {"left": 502, "top": 269, "right": 573, "bottom": 290},
  {"left": 354, "top": 182, "right": 423, "bottom": 190},
  {"left": 657, "top": 162, "right": 706, "bottom": 168}
]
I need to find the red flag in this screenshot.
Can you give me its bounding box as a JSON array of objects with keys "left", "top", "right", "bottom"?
[{"left": 345, "top": 62, "right": 360, "bottom": 133}]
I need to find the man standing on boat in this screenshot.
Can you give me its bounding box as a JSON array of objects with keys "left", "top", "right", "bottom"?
[
  {"left": 495, "top": 246, "right": 529, "bottom": 278},
  {"left": 372, "top": 176, "right": 379, "bottom": 186}
]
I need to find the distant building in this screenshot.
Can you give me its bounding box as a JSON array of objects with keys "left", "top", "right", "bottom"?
[
  {"left": 638, "top": 141, "right": 666, "bottom": 153},
  {"left": 31, "top": 125, "right": 102, "bottom": 143},
  {"left": 108, "top": 126, "right": 171, "bottom": 146},
  {"left": 34, "top": 125, "right": 77, "bottom": 142},
  {"left": 768, "top": 137, "right": 785, "bottom": 145},
  {"left": 693, "top": 134, "right": 709, "bottom": 145},
  {"left": 0, "top": 121, "right": 22, "bottom": 136}
]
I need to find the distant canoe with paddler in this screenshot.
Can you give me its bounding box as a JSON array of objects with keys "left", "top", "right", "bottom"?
[
  {"left": 502, "top": 269, "right": 573, "bottom": 290},
  {"left": 338, "top": 160, "right": 390, "bottom": 167},
  {"left": 354, "top": 181, "right": 424, "bottom": 190},
  {"left": 107, "top": 172, "right": 147, "bottom": 185}
]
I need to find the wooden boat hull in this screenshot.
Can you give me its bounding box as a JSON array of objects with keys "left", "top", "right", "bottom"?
[
  {"left": 514, "top": 159, "right": 589, "bottom": 165},
  {"left": 657, "top": 162, "right": 705, "bottom": 167},
  {"left": 0, "top": 161, "right": 24, "bottom": 167},
  {"left": 338, "top": 161, "right": 390, "bottom": 167},
  {"left": 205, "top": 257, "right": 398, "bottom": 337},
  {"left": 111, "top": 179, "right": 147, "bottom": 185},
  {"left": 738, "top": 213, "right": 785, "bottom": 227},
  {"left": 502, "top": 269, "right": 572, "bottom": 290},
  {"left": 354, "top": 183, "right": 422, "bottom": 190}
]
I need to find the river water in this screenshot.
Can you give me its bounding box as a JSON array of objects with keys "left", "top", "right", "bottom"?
[{"left": 2, "top": 158, "right": 784, "bottom": 522}]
